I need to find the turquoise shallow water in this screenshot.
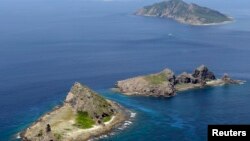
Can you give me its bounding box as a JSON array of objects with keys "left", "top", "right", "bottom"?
[{"left": 0, "top": 0, "right": 250, "bottom": 141}]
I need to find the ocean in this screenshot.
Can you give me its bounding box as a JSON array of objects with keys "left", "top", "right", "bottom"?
[{"left": 0, "top": 0, "right": 250, "bottom": 140}]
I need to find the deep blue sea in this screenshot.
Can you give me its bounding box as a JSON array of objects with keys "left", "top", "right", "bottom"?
[{"left": 1, "top": 0, "right": 250, "bottom": 141}]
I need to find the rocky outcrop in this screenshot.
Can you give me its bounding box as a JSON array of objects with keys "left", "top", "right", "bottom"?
[
  {"left": 135, "top": 0, "right": 232, "bottom": 25},
  {"left": 115, "top": 65, "right": 242, "bottom": 97},
  {"left": 176, "top": 72, "right": 196, "bottom": 84},
  {"left": 65, "top": 82, "right": 115, "bottom": 122},
  {"left": 21, "top": 82, "right": 129, "bottom": 141},
  {"left": 221, "top": 74, "right": 243, "bottom": 84},
  {"left": 192, "top": 65, "right": 216, "bottom": 81}
]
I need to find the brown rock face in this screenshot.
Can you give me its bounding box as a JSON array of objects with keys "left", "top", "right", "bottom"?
[{"left": 65, "top": 82, "right": 115, "bottom": 120}]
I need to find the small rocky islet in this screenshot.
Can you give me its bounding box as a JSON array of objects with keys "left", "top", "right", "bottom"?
[
  {"left": 135, "top": 0, "right": 232, "bottom": 25},
  {"left": 115, "top": 65, "right": 243, "bottom": 97},
  {"left": 20, "top": 82, "right": 130, "bottom": 141}
]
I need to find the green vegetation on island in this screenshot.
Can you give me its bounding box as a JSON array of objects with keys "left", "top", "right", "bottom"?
[
  {"left": 145, "top": 71, "right": 171, "bottom": 85},
  {"left": 135, "top": 0, "right": 232, "bottom": 25},
  {"left": 103, "top": 116, "right": 112, "bottom": 122},
  {"left": 75, "top": 111, "right": 95, "bottom": 129}
]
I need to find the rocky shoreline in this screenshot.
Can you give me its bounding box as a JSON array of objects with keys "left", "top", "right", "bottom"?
[
  {"left": 115, "top": 65, "right": 244, "bottom": 97},
  {"left": 20, "top": 83, "right": 131, "bottom": 141}
]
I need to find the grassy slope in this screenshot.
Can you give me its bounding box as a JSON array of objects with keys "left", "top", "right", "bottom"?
[
  {"left": 103, "top": 116, "right": 112, "bottom": 122},
  {"left": 75, "top": 111, "right": 95, "bottom": 129},
  {"left": 144, "top": 72, "right": 168, "bottom": 85}
]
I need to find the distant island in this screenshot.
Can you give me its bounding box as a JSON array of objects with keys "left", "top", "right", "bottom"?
[
  {"left": 20, "top": 83, "right": 130, "bottom": 141},
  {"left": 115, "top": 65, "right": 243, "bottom": 97},
  {"left": 135, "top": 0, "right": 232, "bottom": 25}
]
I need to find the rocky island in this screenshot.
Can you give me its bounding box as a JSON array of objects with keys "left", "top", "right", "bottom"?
[
  {"left": 115, "top": 65, "right": 243, "bottom": 97},
  {"left": 135, "top": 0, "right": 232, "bottom": 25},
  {"left": 20, "top": 82, "right": 130, "bottom": 141}
]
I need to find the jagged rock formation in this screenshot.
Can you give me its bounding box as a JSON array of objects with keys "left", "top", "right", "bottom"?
[
  {"left": 21, "top": 82, "right": 129, "bottom": 141},
  {"left": 176, "top": 65, "right": 216, "bottom": 86},
  {"left": 192, "top": 65, "right": 216, "bottom": 81},
  {"left": 135, "top": 0, "right": 232, "bottom": 25},
  {"left": 115, "top": 65, "right": 242, "bottom": 97},
  {"left": 176, "top": 72, "right": 197, "bottom": 84}
]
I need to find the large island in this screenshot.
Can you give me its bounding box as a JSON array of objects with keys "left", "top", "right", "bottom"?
[
  {"left": 20, "top": 82, "right": 130, "bottom": 141},
  {"left": 115, "top": 65, "right": 243, "bottom": 97},
  {"left": 135, "top": 0, "right": 232, "bottom": 25}
]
